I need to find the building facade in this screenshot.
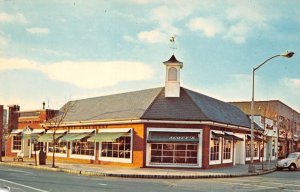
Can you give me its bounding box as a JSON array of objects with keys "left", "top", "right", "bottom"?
[
  {"left": 5, "top": 105, "right": 58, "bottom": 158},
  {"left": 231, "top": 101, "right": 300, "bottom": 159},
  {"left": 5, "top": 55, "right": 263, "bottom": 169}
]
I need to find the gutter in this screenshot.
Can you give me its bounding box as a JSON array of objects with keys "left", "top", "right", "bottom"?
[{"left": 42, "top": 119, "right": 259, "bottom": 132}]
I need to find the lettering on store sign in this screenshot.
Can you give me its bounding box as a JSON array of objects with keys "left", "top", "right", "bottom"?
[{"left": 169, "top": 136, "right": 196, "bottom": 140}]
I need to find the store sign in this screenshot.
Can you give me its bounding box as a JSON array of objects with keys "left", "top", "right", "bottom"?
[{"left": 169, "top": 136, "right": 196, "bottom": 140}]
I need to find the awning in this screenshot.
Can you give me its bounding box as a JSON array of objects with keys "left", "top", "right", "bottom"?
[
  {"left": 58, "top": 129, "right": 94, "bottom": 142},
  {"left": 9, "top": 129, "right": 23, "bottom": 137},
  {"left": 211, "top": 131, "right": 224, "bottom": 138},
  {"left": 87, "top": 132, "right": 127, "bottom": 142},
  {"left": 224, "top": 133, "right": 244, "bottom": 141},
  {"left": 38, "top": 133, "right": 65, "bottom": 142},
  {"left": 246, "top": 134, "right": 263, "bottom": 142},
  {"left": 22, "top": 129, "right": 45, "bottom": 140},
  {"left": 147, "top": 132, "right": 199, "bottom": 143}
]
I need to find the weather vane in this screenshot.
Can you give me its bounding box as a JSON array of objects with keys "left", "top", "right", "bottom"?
[{"left": 169, "top": 35, "right": 177, "bottom": 54}]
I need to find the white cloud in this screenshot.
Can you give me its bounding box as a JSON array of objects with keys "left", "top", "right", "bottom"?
[
  {"left": 0, "top": 35, "right": 9, "bottom": 47},
  {"left": 187, "top": 17, "right": 224, "bottom": 37},
  {"left": 0, "top": 58, "right": 38, "bottom": 71},
  {"left": 137, "top": 29, "right": 166, "bottom": 43},
  {"left": 223, "top": 22, "right": 249, "bottom": 43},
  {"left": 127, "top": 0, "right": 153, "bottom": 4},
  {"left": 0, "top": 12, "right": 27, "bottom": 24},
  {"left": 284, "top": 78, "right": 300, "bottom": 88},
  {"left": 26, "top": 27, "right": 50, "bottom": 35},
  {"left": 0, "top": 58, "right": 154, "bottom": 89}
]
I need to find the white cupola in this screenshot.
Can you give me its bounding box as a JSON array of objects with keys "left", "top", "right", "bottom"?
[{"left": 163, "top": 54, "right": 183, "bottom": 97}]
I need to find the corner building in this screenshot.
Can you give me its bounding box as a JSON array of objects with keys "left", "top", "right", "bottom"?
[{"left": 10, "top": 55, "right": 263, "bottom": 169}]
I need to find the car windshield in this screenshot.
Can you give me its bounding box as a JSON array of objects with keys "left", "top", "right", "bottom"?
[{"left": 287, "top": 154, "right": 298, "bottom": 158}]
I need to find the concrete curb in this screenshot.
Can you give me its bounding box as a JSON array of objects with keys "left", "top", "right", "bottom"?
[{"left": 0, "top": 162, "right": 276, "bottom": 179}]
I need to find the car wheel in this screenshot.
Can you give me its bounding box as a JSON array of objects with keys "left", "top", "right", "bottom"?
[{"left": 288, "top": 163, "right": 297, "bottom": 171}]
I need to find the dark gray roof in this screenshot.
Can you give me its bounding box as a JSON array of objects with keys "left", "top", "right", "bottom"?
[
  {"left": 59, "top": 87, "right": 251, "bottom": 128},
  {"left": 61, "top": 88, "right": 162, "bottom": 122},
  {"left": 142, "top": 87, "right": 251, "bottom": 128}
]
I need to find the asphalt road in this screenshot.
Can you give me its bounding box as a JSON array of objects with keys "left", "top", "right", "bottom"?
[{"left": 0, "top": 165, "right": 299, "bottom": 192}]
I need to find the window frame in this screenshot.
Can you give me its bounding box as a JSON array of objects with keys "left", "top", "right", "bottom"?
[
  {"left": 146, "top": 128, "right": 202, "bottom": 168},
  {"left": 12, "top": 135, "right": 22, "bottom": 152},
  {"left": 46, "top": 141, "right": 68, "bottom": 158},
  {"left": 70, "top": 137, "right": 95, "bottom": 160},
  {"left": 98, "top": 128, "right": 133, "bottom": 163}
]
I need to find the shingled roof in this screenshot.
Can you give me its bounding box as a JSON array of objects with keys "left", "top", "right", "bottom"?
[{"left": 58, "top": 87, "right": 251, "bottom": 128}]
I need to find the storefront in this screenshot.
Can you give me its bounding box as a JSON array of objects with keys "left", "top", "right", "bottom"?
[{"left": 146, "top": 128, "right": 202, "bottom": 168}]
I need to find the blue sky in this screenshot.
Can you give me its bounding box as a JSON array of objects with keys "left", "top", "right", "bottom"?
[{"left": 0, "top": 0, "right": 299, "bottom": 112}]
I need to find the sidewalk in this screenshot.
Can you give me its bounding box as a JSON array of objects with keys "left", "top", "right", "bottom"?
[{"left": 0, "top": 157, "right": 276, "bottom": 179}]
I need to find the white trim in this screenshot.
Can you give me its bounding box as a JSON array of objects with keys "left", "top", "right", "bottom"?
[
  {"left": 222, "top": 139, "right": 233, "bottom": 164},
  {"left": 11, "top": 135, "right": 22, "bottom": 153},
  {"left": 69, "top": 140, "right": 96, "bottom": 160},
  {"left": 209, "top": 130, "right": 222, "bottom": 165},
  {"left": 10, "top": 129, "right": 23, "bottom": 134},
  {"left": 147, "top": 127, "right": 202, "bottom": 133},
  {"left": 146, "top": 128, "right": 202, "bottom": 168},
  {"left": 98, "top": 128, "right": 131, "bottom": 133},
  {"left": 70, "top": 154, "right": 95, "bottom": 160},
  {"left": 46, "top": 152, "right": 67, "bottom": 158},
  {"left": 31, "top": 129, "right": 45, "bottom": 134},
  {"left": 46, "top": 142, "right": 67, "bottom": 158},
  {"left": 46, "top": 130, "right": 67, "bottom": 134},
  {"left": 44, "top": 119, "right": 252, "bottom": 131},
  {"left": 98, "top": 156, "right": 131, "bottom": 163},
  {"left": 98, "top": 128, "right": 133, "bottom": 164},
  {"left": 68, "top": 129, "right": 95, "bottom": 133}
]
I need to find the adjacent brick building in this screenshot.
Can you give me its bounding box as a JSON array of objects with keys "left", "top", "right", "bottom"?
[{"left": 231, "top": 100, "right": 300, "bottom": 158}]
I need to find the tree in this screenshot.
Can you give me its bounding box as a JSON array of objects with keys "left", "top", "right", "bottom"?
[{"left": 43, "top": 101, "right": 74, "bottom": 168}]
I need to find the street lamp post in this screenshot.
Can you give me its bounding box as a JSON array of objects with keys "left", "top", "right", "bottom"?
[{"left": 248, "top": 51, "right": 294, "bottom": 173}]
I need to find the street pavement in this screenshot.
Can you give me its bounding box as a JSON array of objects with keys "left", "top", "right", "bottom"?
[
  {"left": 0, "top": 157, "right": 276, "bottom": 179},
  {"left": 0, "top": 165, "right": 299, "bottom": 192}
]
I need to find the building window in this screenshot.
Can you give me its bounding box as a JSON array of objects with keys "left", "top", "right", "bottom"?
[
  {"left": 150, "top": 143, "right": 198, "bottom": 164},
  {"left": 223, "top": 139, "right": 232, "bottom": 160},
  {"left": 246, "top": 140, "right": 259, "bottom": 158},
  {"left": 210, "top": 137, "right": 220, "bottom": 161},
  {"left": 272, "top": 140, "right": 275, "bottom": 156},
  {"left": 33, "top": 142, "right": 44, "bottom": 151},
  {"left": 12, "top": 135, "right": 22, "bottom": 151},
  {"left": 168, "top": 67, "right": 177, "bottom": 81},
  {"left": 254, "top": 142, "right": 258, "bottom": 157},
  {"left": 71, "top": 138, "right": 95, "bottom": 156},
  {"left": 246, "top": 140, "right": 251, "bottom": 158},
  {"left": 101, "top": 135, "right": 131, "bottom": 159},
  {"left": 48, "top": 142, "right": 67, "bottom": 154}
]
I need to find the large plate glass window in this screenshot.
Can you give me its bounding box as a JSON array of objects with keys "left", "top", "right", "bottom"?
[
  {"left": 101, "top": 135, "right": 131, "bottom": 159},
  {"left": 72, "top": 137, "right": 95, "bottom": 156},
  {"left": 150, "top": 143, "right": 197, "bottom": 164}
]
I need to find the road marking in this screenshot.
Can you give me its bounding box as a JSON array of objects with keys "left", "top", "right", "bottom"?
[
  {"left": 6, "top": 169, "right": 33, "bottom": 174},
  {"left": 206, "top": 180, "right": 276, "bottom": 190},
  {"left": 0, "top": 178, "right": 49, "bottom": 192},
  {"left": 98, "top": 183, "right": 107, "bottom": 186},
  {"left": 221, "top": 178, "right": 300, "bottom": 187}
]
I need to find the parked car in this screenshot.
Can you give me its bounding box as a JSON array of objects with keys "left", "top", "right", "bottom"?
[{"left": 276, "top": 152, "right": 300, "bottom": 171}]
